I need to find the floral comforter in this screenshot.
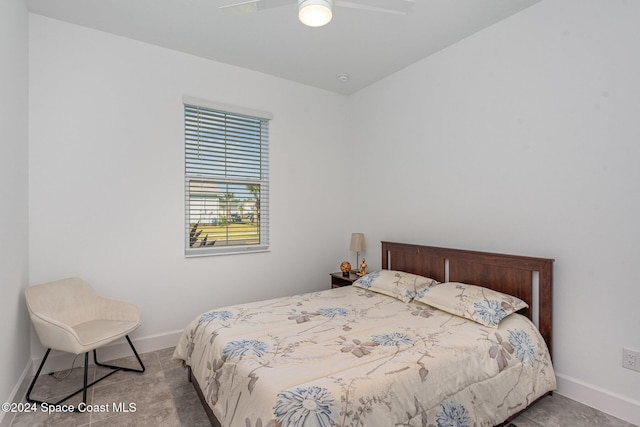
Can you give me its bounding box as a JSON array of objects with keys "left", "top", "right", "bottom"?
[{"left": 173, "top": 286, "right": 556, "bottom": 427}]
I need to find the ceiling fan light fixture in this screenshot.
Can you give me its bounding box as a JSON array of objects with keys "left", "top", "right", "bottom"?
[{"left": 298, "top": 0, "right": 333, "bottom": 27}]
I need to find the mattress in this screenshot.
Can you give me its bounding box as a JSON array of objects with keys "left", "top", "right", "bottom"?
[{"left": 173, "top": 285, "right": 556, "bottom": 427}]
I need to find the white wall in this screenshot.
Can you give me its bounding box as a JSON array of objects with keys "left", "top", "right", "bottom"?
[
  {"left": 24, "top": 0, "right": 640, "bottom": 424},
  {"left": 0, "top": 0, "right": 30, "bottom": 423},
  {"left": 28, "top": 15, "right": 353, "bottom": 354},
  {"left": 351, "top": 0, "right": 640, "bottom": 423}
]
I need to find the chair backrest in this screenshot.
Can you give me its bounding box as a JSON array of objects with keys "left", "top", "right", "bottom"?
[{"left": 25, "top": 277, "right": 99, "bottom": 327}]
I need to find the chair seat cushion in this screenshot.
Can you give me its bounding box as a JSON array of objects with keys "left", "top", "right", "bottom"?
[{"left": 73, "top": 319, "right": 140, "bottom": 352}]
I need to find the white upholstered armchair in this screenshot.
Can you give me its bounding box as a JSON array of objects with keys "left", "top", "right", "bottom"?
[{"left": 25, "top": 277, "right": 145, "bottom": 406}]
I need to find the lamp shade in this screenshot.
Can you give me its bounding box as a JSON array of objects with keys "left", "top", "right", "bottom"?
[
  {"left": 298, "top": 0, "right": 333, "bottom": 27},
  {"left": 349, "top": 233, "right": 365, "bottom": 252}
]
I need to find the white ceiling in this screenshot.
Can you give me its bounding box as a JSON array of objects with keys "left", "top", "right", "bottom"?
[{"left": 25, "top": 0, "right": 541, "bottom": 95}]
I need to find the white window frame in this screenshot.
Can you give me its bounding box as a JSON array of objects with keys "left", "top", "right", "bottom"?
[{"left": 184, "top": 96, "right": 272, "bottom": 257}]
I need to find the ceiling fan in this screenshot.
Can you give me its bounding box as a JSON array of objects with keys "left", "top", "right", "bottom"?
[{"left": 220, "top": 0, "right": 415, "bottom": 27}]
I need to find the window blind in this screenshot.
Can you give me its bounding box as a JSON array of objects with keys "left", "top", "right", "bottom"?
[{"left": 184, "top": 101, "right": 270, "bottom": 256}]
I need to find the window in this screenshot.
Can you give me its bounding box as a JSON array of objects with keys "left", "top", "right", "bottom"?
[{"left": 184, "top": 97, "right": 271, "bottom": 256}]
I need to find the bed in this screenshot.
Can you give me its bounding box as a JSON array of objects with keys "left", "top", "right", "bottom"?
[{"left": 173, "top": 241, "right": 556, "bottom": 426}]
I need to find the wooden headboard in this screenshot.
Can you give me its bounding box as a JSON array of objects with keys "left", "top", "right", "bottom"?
[{"left": 381, "top": 241, "right": 554, "bottom": 357}]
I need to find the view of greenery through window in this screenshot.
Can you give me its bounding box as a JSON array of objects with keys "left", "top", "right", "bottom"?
[{"left": 188, "top": 181, "right": 261, "bottom": 247}]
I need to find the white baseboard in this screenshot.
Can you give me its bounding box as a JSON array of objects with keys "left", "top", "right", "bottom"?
[
  {"left": 556, "top": 373, "right": 640, "bottom": 426},
  {"left": 0, "top": 362, "right": 33, "bottom": 427},
  {"left": 29, "top": 330, "right": 183, "bottom": 376}
]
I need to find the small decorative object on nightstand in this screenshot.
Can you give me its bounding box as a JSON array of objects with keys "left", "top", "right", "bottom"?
[
  {"left": 356, "top": 258, "right": 368, "bottom": 277},
  {"left": 340, "top": 261, "right": 351, "bottom": 277},
  {"left": 330, "top": 272, "right": 358, "bottom": 288}
]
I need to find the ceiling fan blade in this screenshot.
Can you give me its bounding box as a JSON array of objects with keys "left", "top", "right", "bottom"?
[
  {"left": 219, "top": 0, "right": 293, "bottom": 16},
  {"left": 334, "top": 0, "right": 414, "bottom": 15},
  {"left": 220, "top": 0, "right": 260, "bottom": 15},
  {"left": 220, "top": 0, "right": 413, "bottom": 17}
]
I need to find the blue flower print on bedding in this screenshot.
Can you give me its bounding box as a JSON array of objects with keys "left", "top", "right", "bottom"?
[
  {"left": 413, "top": 286, "right": 432, "bottom": 300},
  {"left": 437, "top": 401, "right": 470, "bottom": 427},
  {"left": 198, "top": 310, "right": 233, "bottom": 324},
  {"left": 405, "top": 284, "right": 436, "bottom": 301},
  {"left": 473, "top": 300, "right": 507, "bottom": 327},
  {"left": 354, "top": 271, "right": 380, "bottom": 289},
  {"left": 273, "top": 386, "right": 338, "bottom": 427},
  {"left": 371, "top": 332, "right": 416, "bottom": 347},
  {"left": 508, "top": 329, "right": 537, "bottom": 366},
  {"left": 223, "top": 339, "right": 269, "bottom": 359},
  {"left": 317, "top": 307, "right": 350, "bottom": 317},
  {"left": 404, "top": 289, "right": 418, "bottom": 301}
]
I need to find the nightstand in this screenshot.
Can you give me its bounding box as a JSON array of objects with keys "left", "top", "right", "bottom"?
[{"left": 330, "top": 272, "right": 359, "bottom": 288}]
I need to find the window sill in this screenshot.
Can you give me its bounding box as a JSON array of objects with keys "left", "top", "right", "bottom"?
[{"left": 185, "top": 246, "right": 270, "bottom": 258}]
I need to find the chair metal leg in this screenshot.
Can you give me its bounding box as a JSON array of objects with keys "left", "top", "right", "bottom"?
[
  {"left": 93, "top": 335, "right": 145, "bottom": 374},
  {"left": 82, "top": 352, "right": 89, "bottom": 405},
  {"left": 26, "top": 348, "right": 90, "bottom": 407},
  {"left": 26, "top": 348, "right": 51, "bottom": 404},
  {"left": 26, "top": 335, "right": 145, "bottom": 408}
]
